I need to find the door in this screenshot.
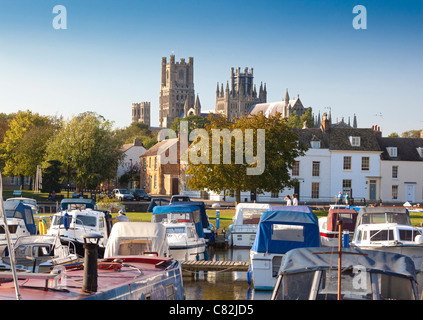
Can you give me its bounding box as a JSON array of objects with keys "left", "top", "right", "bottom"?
[
  {"left": 172, "top": 178, "right": 179, "bottom": 195},
  {"left": 405, "top": 184, "right": 415, "bottom": 203},
  {"left": 369, "top": 181, "right": 376, "bottom": 200}
]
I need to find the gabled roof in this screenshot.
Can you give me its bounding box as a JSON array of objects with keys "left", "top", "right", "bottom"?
[
  {"left": 377, "top": 137, "right": 423, "bottom": 161},
  {"left": 141, "top": 138, "right": 178, "bottom": 157}
]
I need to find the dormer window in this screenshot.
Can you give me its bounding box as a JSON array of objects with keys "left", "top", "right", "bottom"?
[
  {"left": 310, "top": 141, "right": 321, "bottom": 149},
  {"left": 349, "top": 136, "right": 360, "bottom": 147},
  {"left": 387, "top": 147, "right": 398, "bottom": 158},
  {"left": 417, "top": 147, "right": 423, "bottom": 158}
]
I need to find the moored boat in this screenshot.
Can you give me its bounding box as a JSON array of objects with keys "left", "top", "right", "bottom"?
[
  {"left": 227, "top": 203, "right": 271, "bottom": 248},
  {"left": 249, "top": 206, "right": 320, "bottom": 290},
  {"left": 271, "top": 247, "right": 419, "bottom": 300},
  {"left": 318, "top": 208, "right": 358, "bottom": 247},
  {"left": 152, "top": 205, "right": 206, "bottom": 261}
]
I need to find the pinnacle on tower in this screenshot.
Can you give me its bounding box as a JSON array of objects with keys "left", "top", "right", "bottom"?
[{"left": 284, "top": 88, "right": 290, "bottom": 104}]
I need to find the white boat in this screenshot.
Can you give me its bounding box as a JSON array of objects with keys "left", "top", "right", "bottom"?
[
  {"left": 318, "top": 208, "right": 358, "bottom": 247},
  {"left": 152, "top": 205, "right": 206, "bottom": 261},
  {"left": 0, "top": 200, "right": 37, "bottom": 255},
  {"left": 0, "top": 234, "right": 80, "bottom": 273},
  {"left": 46, "top": 207, "right": 112, "bottom": 257},
  {"left": 164, "top": 221, "right": 206, "bottom": 261},
  {"left": 227, "top": 203, "right": 271, "bottom": 247},
  {"left": 351, "top": 207, "right": 423, "bottom": 296},
  {"left": 248, "top": 206, "right": 320, "bottom": 290},
  {"left": 271, "top": 247, "right": 419, "bottom": 300}
]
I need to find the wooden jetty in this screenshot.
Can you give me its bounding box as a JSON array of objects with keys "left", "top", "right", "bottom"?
[{"left": 181, "top": 260, "right": 249, "bottom": 272}]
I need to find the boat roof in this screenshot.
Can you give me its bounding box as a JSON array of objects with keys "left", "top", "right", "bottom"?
[
  {"left": 60, "top": 198, "right": 96, "bottom": 210},
  {"left": 152, "top": 204, "right": 200, "bottom": 214},
  {"left": 104, "top": 222, "right": 169, "bottom": 258},
  {"left": 3, "top": 201, "right": 30, "bottom": 211},
  {"left": 170, "top": 201, "right": 209, "bottom": 227},
  {"left": 232, "top": 203, "right": 271, "bottom": 225},
  {"left": 355, "top": 207, "right": 411, "bottom": 228},
  {"left": 279, "top": 247, "right": 417, "bottom": 281},
  {"left": 251, "top": 207, "right": 320, "bottom": 254}
]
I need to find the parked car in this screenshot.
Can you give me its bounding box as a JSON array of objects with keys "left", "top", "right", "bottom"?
[
  {"left": 112, "top": 189, "right": 134, "bottom": 201},
  {"left": 130, "top": 189, "right": 151, "bottom": 201},
  {"left": 170, "top": 195, "right": 191, "bottom": 203}
]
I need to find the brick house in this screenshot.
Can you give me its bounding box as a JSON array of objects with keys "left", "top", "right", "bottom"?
[{"left": 140, "top": 138, "right": 182, "bottom": 195}]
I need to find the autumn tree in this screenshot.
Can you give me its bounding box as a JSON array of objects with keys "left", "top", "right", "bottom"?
[
  {"left": 0, "top": 110, "right": 60, "bottom": 188},
  {"left": 44, "top": 112, "right": 124, "bottom": 190},
  {"left": 114, "top": 122, "right": 157, "bottom": 149},
  {"left": 185, "top": 113, "right": 307, "bottom": 203}
]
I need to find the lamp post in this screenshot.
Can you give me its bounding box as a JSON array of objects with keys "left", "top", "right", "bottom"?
[{"left": 67, "top": 157, "right": 71, "bottom": 198}]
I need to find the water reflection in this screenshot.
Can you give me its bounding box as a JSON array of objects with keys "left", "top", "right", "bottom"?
[{"left": 182, "top": 247, "right": 272, "bottom": 300}]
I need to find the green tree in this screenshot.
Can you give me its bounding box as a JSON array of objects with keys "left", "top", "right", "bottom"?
[
  {"left": 185, "top": 113, "right": 307, "bottom": 203},
  {"left": 0, "top": 110, "right": 59, "bottom": 188},
  {"left": 170, "top": 114, "right": 210, "bottom": 133},
  {"left": 114, "top": 122, "right": 157, "bottom": 150},
  {"left": 41, "top": 160, "right": 63, "bottom": 193},
  {"left": 388, "top": 132, "right": 399, "bottom": 138},
  {"left": 401, "top": 130, "right": 421, "bottom": 138},
  {"left": 44, "top": 112, "right": 124, "bottom": 190}
]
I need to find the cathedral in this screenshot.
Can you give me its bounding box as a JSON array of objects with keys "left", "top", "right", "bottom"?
[
  {"left": 215, "top": 67, "right": 267, "bottom": 121},
  {"left": 159, "top": 55, "right": 200, "bottom": 128}
]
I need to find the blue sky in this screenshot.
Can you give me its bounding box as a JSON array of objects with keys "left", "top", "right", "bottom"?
[{"left": 0, "top": 0, "right": 422, "bottom": 135}]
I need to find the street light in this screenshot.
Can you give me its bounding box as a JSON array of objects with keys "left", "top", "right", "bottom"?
[{"left": 67, "top": 157, "right": 71, "bottom": 198}]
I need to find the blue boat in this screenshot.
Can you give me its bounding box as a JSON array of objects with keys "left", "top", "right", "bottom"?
[{"left": 248, "top": 206, "right": 320, "bottom": 290}]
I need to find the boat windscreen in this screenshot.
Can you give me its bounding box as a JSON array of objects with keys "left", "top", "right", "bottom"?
[
  {"left": 242, "top": 209, "right": 266, "bottom": 224},
  {"left": 361, "top": 212, "right": 411, "bottom": 225},
  {"left": 5, "top": 209, "right": 24, "bottom": 219}
]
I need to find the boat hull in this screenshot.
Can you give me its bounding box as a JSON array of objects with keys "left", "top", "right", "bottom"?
[{"left": 249, "top": 251, "right": 284, "bottom": 290}]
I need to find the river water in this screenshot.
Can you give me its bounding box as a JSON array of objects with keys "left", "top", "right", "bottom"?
[{"left": 182, "top": 247, "right": 272, "bottom": 300}]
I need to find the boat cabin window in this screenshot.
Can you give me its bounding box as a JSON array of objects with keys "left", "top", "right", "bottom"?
[
  {"left": 242, "top": 209, "right": 267, "bottom": 224},
  {"left": 75, "top": 215, "right": 97, "bottom": 227},
  {"left": 166, "top": 227, "right": 186, "bottom": 234},
  {"left": 5, "top": 209, "right": 24, "bottom": 219},
  {"left": 317, "top": 269, "right": 372, "bottom": 300},
  {"left": 399, "top": 229, "right": 422, "bottom": 241},
  {"left": 273, "top": 272, "right": 315, "bottom": 300},
  {"left": 360, "top": 212, "right": 410, "bottom": 225},
  {"left": 24, "top": 208, "right": 34, "bottom": 225},
  {"left": 153, "top": 212, "right": 193, "bottom": 223},
  {"left": 272, "top": 224, "right": 304, "bottom": 242},
  {"left": 376, "top": 273, "right": 416, "bottom": 300},
  {"left": 369, "top": 229, "right": 394, "bottom": 242},
  {"left": 118, "top": 239, "right": 152, "bottom": 255}
]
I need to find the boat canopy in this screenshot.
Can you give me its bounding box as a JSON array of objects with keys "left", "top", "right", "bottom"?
[
  {"left": 2, "top": 201, "right": 36, "bottom": 235},
  {"left": 170, "top": 201, "right": 209, "bottom": 228},
  {"left": 355, "top": 207, "right": 411, "bottom": 228},
  {"left": 152, "top": 205, "right": 205, "bottom": 238},
  {"left": 147, "top": 198, "right": 169, "bottom": 212},
  {"left": 60, "top": 198, "right": 96, "bottom": 210},
  {"left": 232, "top": 203, "right": 271, "bottom": 226},
  {"left": 251, "top": 206, "right": 320, "bottom": 254},
  {"left": 326, "top": 208, "right": 358, "bottom": 232},
  {"left": 278, "top": 247, "right": 417, "bottom": 281},
  {"left": 104, "top": 222, "right": 169, "bottom": 258}
]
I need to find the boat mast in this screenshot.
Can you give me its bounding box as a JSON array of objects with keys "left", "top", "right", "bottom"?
[{"left": 0, "top": 172, "right": 21, "bottom": 300}]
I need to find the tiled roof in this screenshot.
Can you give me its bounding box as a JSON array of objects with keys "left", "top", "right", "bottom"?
[
  {"left": 377, "top": 137, "right": 423, "bottom": 161},
  {"left": 141, "top": 138, "right": 178, "bottom": 157}
]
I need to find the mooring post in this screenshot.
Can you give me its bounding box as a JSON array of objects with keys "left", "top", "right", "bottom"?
[{"left": 82, "top": 233, "right": 103, "bottom": 293}]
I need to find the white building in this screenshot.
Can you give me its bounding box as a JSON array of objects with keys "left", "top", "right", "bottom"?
[
  {"left": 378, "top": 134, "right": 423, "bottom": 204},
  {"left": 117, "top": 139, "right": 146, "bottom": 189}
]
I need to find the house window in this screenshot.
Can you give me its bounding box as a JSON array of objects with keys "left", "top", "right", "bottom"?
[
  {"left": 154, "top": 157, "right": 158, "bottom": 171},
  {"left": 292, "top": 161, "right": 300, "bottom": 176},
  {"left": 392, "top": 185, "right": 398, "bottom": 200},
  {"left": 311, "top": 182, "right": 320, "bottom": 199},
  {"left": 387, "top": 147, "right": 397, "bottom": 158},
  {"left": 312, "top": 161, "right": 320, "bottom": 177},
  {"left": 343, "top": 156, "right": 352, "bottom": 170},
  {"left": 10, "top": 176, "right": 16, "bottom": 185},
  {"left": 361, "top": 157, "right": 370, "bottom": 171},
  {"left": 343, "top": 179, "right": 352, "bottom": 194},
  {"left": 349, "top": 136, "right": 360, "bottom": 147},
  {"left": 154, "top": 175, "right": 157, "bottom": 189},
  {"left": 271, "top": 191, "right": 279, "bottom": 198},
  {"left": 392, "top": 166, "right": 398, "bottom": 179}
]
